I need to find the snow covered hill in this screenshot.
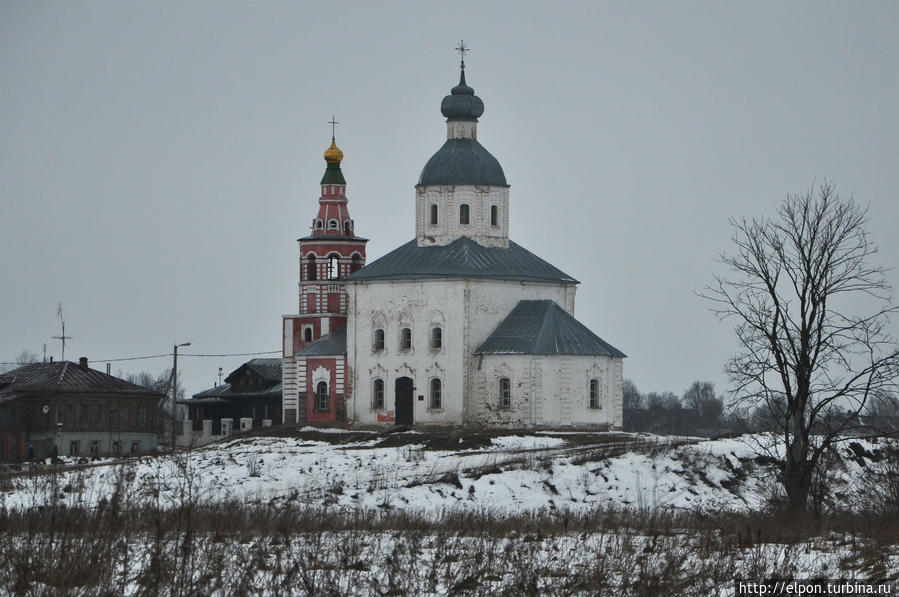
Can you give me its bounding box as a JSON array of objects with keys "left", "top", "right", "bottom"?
[{"left": 1, "top": 430, "right": 894, "bottom": 513}]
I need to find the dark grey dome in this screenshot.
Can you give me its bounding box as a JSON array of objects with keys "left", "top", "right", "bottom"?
[
  {"left": 441, "top": 69, "right": 484, "bottom": 121},
  {"left": 417, "top": 138, "right": 508, "bottom": 187}
]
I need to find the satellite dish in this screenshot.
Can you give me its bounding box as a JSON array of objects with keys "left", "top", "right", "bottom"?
[{"left": 42, "top": 404, "right": 50, "bottom": 414}]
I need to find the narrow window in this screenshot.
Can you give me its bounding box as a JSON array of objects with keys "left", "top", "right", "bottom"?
[
  {"left": 90, "top": 440, "right": 101, "bottom": 459},
  {"left": 120, "top": 405, "right": 128, "bottom": 427},
  {"left": 351, "top": 255, "right": 363, "bottom": 273},
  {"left": 430, "top": 378, "right": 442, "bottom": 409},
  {"left": 316, "top": 381, "right": 329, "bottom": 411},
  {"left": 138, "top": 406, "right": 148, "bottom": 426},
  {"left": 315, "top": 219, "right": 323, "bottom": 230},
  {"left": 499, "top": 377, "right": 511, "bottom": 408},
  {"left": 328, "top": 219, "right": 338, "bottom": 229},
  {"left": 589, "top": 379, "right": 601, "bottom": 409},
  {"left": 459, "top": 204, "right": 470, "bottom": 225},
  {"left": 400, "top": 327, "right": 412, "bottom": 350},
  {"left": 306, "top": 256, "right": 317, "bottom": 281},
  {"left": 372, "top": 379, "right": 385, "bottom": 409},
  {"left": 304, "top": 327, "right": 313, "bottom": 342},
  {"left": 69, "top": 441, "right": 79, "bottom": 456},
  {"left": 344, "top": 221, "right": 351, "bottom": 235},
  {"left": 328, "top": 255, "right": 340, "bottom": 280},
  {"left": 491, "top": 205, "right": 498, "bottom": 227},
  {"left": 373, "top": 328, "right": 385, "bottom": 351},
  {"left": 131, "top": 441, "right": 140, "bottom": 455},
  {"left": 8, "top": 407, "right": 17, "bottom": 426},
  {"left": 80, "top": 405, "right": 89, "bottom": 425},
  {"left": 431, "top": 327, "right": 442, "bottom": 350},
  {"left": 430, "top": 204, "right": 438, "bottom": 226},
  {"left": 112, "top": 441, "right": 121, "bottom": 456}
]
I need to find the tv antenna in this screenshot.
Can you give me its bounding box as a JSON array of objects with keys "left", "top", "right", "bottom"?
[{"left": 52, "top": 303, "right": 73, "bottom": 361}]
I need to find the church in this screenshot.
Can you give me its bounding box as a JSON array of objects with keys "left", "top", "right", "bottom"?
[{"left": 281, "top": 58, "right": 625, "bottom": 429}]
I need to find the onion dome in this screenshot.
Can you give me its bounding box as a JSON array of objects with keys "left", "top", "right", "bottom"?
[
  {"left": 440, "top": 69, "right": 484, "bottom": 121},
  {"left": 321, "top": 137, "right": 346, "bottom": 185}
]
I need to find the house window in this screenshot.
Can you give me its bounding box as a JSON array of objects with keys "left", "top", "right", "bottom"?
[
  {"left": 112, "top": 441, "right": 121, "bottom": 456},
  {"left": 430, "top": 204, "right": 438, "bottom": 226},
  {"left": 399, "top": 327, "right": 412, "bottom": 351},
  {"left": 95, "top": 404, "right": 104, "bottom": 426},
  {"left": 491, "top": 205, "right": 498, "bottom": 227},
  {"left": 90, "top": 440, "right": 101, "bottom": 459},
  {"left": 373, "top": 328, "right": 385, "bottom": 351},
  {"left": 69, "top": 441, "right": 80, "bottom": 456},
  {"left": 430, "top": 378, "right": 442, "bottom": 410},
  {"left": 138, "top": 406, "right": 148, "bottom": 427},
  {"left": 131, "top": 441, "right": 140, "bottom": 455},
  {"left": 306, "top": 256, "right": 317, "bottom": 281},
  {"left": 80, "top": 405, "right": 89, "bottom": 425},
  {"left": 328, "top": 255, "right": 340, "bottom": 280},
  {"left": 316, "top": 381, "right": 329, "bottom": 411},
  {"left": 499, "top": 377, "right": 511, "bottom": 408},
  {"left": 372, "top": 379, "right": 385, "bottom": 409},
  {"left": 589, "top": 379, "right": 601, "bottom": 409},
  {"left": 120, "top": 405, "right": 129, "bottom": 427},
  {"left": 459, "top": 204, "right": 470, "bottom": 225},
  {"left": 430, "top": 327, "right": 442, "bottom": 350}
]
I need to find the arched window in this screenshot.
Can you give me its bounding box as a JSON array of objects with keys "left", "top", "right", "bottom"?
[
  {"left": 306, "top": 256, "right": 317, "bottom": 281},
  {"left": 589, "top": 379, "right": 600, "bottom": 409},
  {"left": 351, "top": 255, "right": 363, "bottom": 273},
  {"left": 430, "top": 378, "right": 442, "bottom": 409},
  {"left": 328, "top": 219, "right": 338, "bottom": 230},
  {"left": 490, "top": 205, "right": 498, "bottom": 227},
  {"left": 344, "top": 221, "right": 352, "bottom": 235},
  {"left": 430, "top": 327, "right": 442, "bottom": 350},
  {"left": 373, "top": 328, "right": 385, "bottom": 351},
  {"left": 459, "top": 204, "right": 470, "bottom": 225},
  {"left": 316, "top": 381, "right": 329, "bottom": 411},
  {"left": 303, "top": 327, "right": 313, "bottom": 342},
  {"left": 399, "top": 327, "right": 412, "bottom": 351},
  {"left": 372, "top": 379, "right": 385, "bottom": 409},
  {"left": 328, "top": 255, "right": 340, "bottom": 280},
  {"left": 315, "top": 219, "right": 323, "bottom": 230},
  {"left": 430, "top": 204, "right": 438, "bottom": 226},
  {"left": 499, "top": 377, "right": 511, "bottom": 408}
]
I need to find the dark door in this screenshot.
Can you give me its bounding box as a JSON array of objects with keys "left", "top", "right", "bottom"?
[{"left": 395, "top": 377, "right": 414, "bottom": 425}]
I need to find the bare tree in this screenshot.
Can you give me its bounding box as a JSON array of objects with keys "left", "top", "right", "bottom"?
[
  {"left": 682, "top": 381, "right": 724, "bottom": 426},
  {"left": 0, "top": 349, "right": 40, "bottom": 373},
  {"left": 704, "top": 182, "right": 899, "bottom": 511}
]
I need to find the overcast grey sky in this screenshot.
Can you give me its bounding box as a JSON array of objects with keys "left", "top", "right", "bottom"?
[{"left": 2, "top": 1, "right": 898, "bottom": 400}]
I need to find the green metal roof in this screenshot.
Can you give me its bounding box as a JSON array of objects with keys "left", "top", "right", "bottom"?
[
  {"left": 344, "top": 237, "right": 578, "bottom": 284},
  {"left": 295, "top": 326, "right": 347, "bottom": 357},
  {"left": 475, "top": 300, "right": 626, "bottom": 357},
  {"left": 418, "top": 138, "right": 507, "bottom": 187},
  {"left": 320, "top": 162, "right": 346, "bottom": 185}
]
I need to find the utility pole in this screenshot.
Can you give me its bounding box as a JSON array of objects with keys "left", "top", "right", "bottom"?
[{"left": 172, "top": 342, "right": 191, "bottom": 450}]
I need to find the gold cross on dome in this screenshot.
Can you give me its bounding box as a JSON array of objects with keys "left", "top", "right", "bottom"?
[
  {"left": 328, "top": 115, "right": 338, "bottom": 138},
  {"left": 455, "top": 40, "right": 469, "bottom": 68}
]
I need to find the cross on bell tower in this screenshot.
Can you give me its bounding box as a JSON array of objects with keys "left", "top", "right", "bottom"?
[{"left": 455, "top": 40, "right": 469, "bottom": 69}]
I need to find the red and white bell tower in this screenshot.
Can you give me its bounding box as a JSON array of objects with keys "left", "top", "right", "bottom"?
[{"left": 281, "top": 130, "right": 367, "bottom": 424}]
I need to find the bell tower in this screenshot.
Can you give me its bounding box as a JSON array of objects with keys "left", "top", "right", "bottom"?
[{"left": 282, "top": 126, "right": 368, "bottom": 358}]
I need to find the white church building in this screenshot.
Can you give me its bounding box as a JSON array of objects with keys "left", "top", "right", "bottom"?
[{"left": 281, "top": 60, "right": 625, "bottom": 429}]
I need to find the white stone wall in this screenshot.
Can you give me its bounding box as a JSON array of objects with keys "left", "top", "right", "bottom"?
[
  {"left": 415, "top": 185, "right": 510, "bottom": 248},
  {"left": 346, "top": 278, "right": 577, "bottom": 426},
  {"left": 474, "top": 355, "right": 624, "bottom": 428}
]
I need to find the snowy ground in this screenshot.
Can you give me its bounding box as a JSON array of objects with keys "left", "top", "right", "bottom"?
[{"left": 2, "top": 430, "right": 893, "bottom": 514}]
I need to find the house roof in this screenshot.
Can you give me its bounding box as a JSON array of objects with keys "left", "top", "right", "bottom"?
[
  {"left": 224, "top": 358, "right": 282, "bottom": 385},
  {"left": 344, "top": 237, "right": 578, "bottom": 284},
  {"left": 0, "top": 361, "right": 164, "bottom": 404},
  {"left": 295, "top": 327, "right": 347, "bottom": 357},
  {"left": 475, "top": 300, "right": 627, "bottom": 357},
  {"left": 187, "top": 382, "right": 283, "bottom": 402}
]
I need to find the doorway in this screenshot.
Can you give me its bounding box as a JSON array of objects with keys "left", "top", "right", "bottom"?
[{"left": 395, "top": 377, "right": 413, "bottom": 425}]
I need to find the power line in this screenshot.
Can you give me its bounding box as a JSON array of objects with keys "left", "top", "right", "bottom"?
[
  {"left": 3, "top": 349, "right": 281, "bottom": 365},
  {"left": 180, "top": 351, "right": 280, "bottom": 358}
]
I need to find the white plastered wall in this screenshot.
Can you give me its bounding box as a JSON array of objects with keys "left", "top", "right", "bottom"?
[{"left": 416, "top": 185, "right": 510, "bottom": 248}]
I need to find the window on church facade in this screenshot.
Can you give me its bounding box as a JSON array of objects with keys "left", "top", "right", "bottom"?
[
  {"left": 306, "top": 257, "right": 317, "bottom": 281},
  {"left": 372, "top": 379, "right": 384, "bottom": 409},
  {"left": 459, "top": 204, "right": 470, "bottom": 225},
  {"left": 351, "top": 255, "right": 363, "bottom": 273},
  {"left": 328, "top": 255, "right": 340, "bottom": 280},
  {"left": 316, "top": 381, "right": 329, "bottom": 411},
  {"left": 430, "top": 204, "right": 438, "bottom": 226},
  {"left": 373, "top": 328, "right": 385, "bottom": 351},
  {"left": 328, "top": 219, "right": 338, "bottom": 229},
  {"left": 430, "top": 327, "right": 442, "bottom": 350},
  {"left": 344, "top": 221, "right": 351, "bottom": 235},
  {"left": 315, "top": 219, "right": 323, "bottom": 229},
  {"left": 304, "top": 327, "right": 313, "bottom": 342},
  {"left": 491, "top": 205, "right": 498, "bottom": 227},
  {"left": 400, "top": 327, "right": 412, "bottom": 351},
  {"left": 589, "top": 379, "right": 600, "bottom": 409},
  {"left": 499, "top": 377, "right": 511, "bottom": 408},
  {"left": 430, "top": 378, "right": 442, "bottom": 409}
]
